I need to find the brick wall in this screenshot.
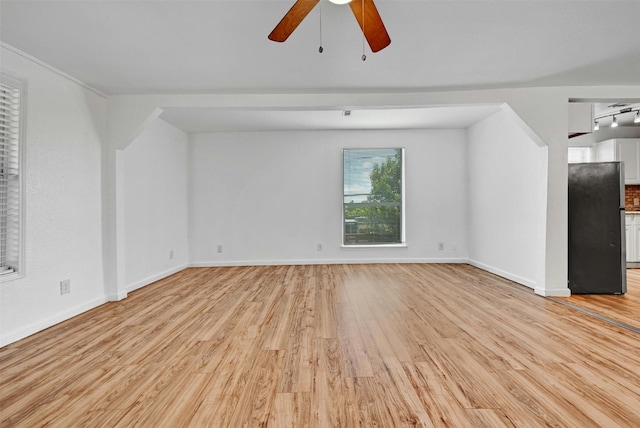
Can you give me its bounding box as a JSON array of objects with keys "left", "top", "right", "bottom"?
[{"left": 625, "top": 185, "right": 640, "bottom": 211}]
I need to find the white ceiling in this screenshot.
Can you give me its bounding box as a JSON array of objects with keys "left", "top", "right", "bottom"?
[
  {"left": 159, "top": 104, "right": 503, "bottom": 132},
  {"left": 1, "top": 0, "right": 639, "bottom": 132}
]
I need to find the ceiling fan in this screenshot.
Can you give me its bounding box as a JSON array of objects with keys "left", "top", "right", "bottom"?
[{"left": 268, "top": 0, "right": 391, "bottom": 53}]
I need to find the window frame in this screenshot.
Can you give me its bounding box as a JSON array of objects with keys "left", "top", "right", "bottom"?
[
  {"left": 568, "top": 146, "right": 592, "bottom": 164},
  {"left": 0, "top": 71, "right": 26, "bottom": 282},
  {"left": 342, "top": 147, "right": 406, "bottom": 248}
]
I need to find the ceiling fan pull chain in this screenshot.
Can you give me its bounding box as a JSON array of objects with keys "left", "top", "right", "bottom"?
[
  {"left": 319, "top": 1, "right": 324, "bottom": 53},
  {"left": 361, "top": 0, "right": 366, "bottom": 61}
]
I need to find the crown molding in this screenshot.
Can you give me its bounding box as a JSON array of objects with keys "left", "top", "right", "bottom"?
[{"left": 1, "top": 42, "right": 107, "bottom": 98}]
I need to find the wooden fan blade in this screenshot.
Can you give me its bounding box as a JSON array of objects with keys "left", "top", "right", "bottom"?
[
  {"left": 349, "top": 0, "right": 391, "bottom": 52},
  {"left": 268, "top": 0, "right": 320, "bottom": 42}
]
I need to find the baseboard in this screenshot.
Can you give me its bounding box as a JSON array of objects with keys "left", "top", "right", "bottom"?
[
  {"left": 535, "top": 287, "right": 571, "bottom": 297},
  {"left": 126, "top": 263, "right": 189, "bottom": 293},
  {"left": 467, "top": 259, "right": 536, "bottom": 289},
  {"left": 190, "top": 258, "right": 469, "bottom": 268},
  {"left": 0, "top": 296, "right": 108, "bottom": 347},
  {"left": 106, "top": 291, "right": 128, "bottom": 301}
]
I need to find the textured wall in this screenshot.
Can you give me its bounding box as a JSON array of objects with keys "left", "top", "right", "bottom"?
[
  {"left": 1, "top": 47, "right": 107, "bottom": 346},
  {"left": 189, "top": 129, "right": 469, "bottom": 265},
  {"left": 123, "top": 118, "right": 189, "bottom": 290},
  {"left": 467, "top": 109, "right": 547, "bottom": 289}
]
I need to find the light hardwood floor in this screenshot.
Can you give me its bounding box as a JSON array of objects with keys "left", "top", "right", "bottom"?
[
  {"left": 554, "top": 269, "right": 640, "bottom": 331},
  {"left": 1, "top": 264, "right": 640, "bottom": 427}
]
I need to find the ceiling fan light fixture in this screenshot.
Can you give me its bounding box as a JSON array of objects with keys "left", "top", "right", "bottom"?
[{"left": 269, "top": 0, "right": 390, "bottom": 52}]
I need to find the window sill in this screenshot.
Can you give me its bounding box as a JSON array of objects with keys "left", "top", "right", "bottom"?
[
  {"left": 341, "top": 243, "right": 408, "bottom": 249},
  {"left": 0, "top": 271, "right": 25, "bottom": 283}
]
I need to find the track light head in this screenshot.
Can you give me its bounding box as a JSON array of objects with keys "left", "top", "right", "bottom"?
[{"left": 594, "top": 106, "right": 640, "bottom": 131}]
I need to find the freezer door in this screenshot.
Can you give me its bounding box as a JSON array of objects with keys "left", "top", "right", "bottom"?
[
  {"left": 568, "top": 162, "right": 626, "bottom": 294},
  {"left": 620, "top": 209, "right": 628, "bottom": 294}
]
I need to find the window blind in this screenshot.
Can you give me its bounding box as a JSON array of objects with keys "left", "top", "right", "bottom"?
[
  {"left": 0, "top": 77, "right": 22, "bottom": 276},
  {"left": 568, "top": 146, "right": 592, "bottom": 164}
]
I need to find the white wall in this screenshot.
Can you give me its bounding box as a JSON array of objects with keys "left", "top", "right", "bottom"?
[
  {"left": 123, "top": 118, "right": 189, "bottom": 291},
  {"left": 467, "top": 109, "right": 547, "bottom": 288},
  {"left": 189, "top": 129, "right": 468, "bottom": 265},
  {"left": 0, "top": 47, "right": 107, "bottom": 346}
]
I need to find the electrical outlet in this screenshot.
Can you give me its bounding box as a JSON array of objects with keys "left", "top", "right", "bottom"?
[
  {"left": 60, "top": 279, "right": 70, "bottom": 295},
  {"left": 635, "top": 198, "right": 639, "bottom": 206},
  {"left": 317, "top": 243, "right": 323, "bottom": 252},
  {"left": 169, "top": 249, "right": 174, "bottom": 260},
  {"left": 217, "top": 245, "right": 223, "bottom": 254},
  {"left": 437, "top": 242, "right": 444, "bottom": 251}
]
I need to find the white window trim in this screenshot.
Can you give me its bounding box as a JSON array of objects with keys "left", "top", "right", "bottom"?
[
  {"left": 0, "top": 71, "right": 26, "bottom": 282},
  {"left": 340, "top": 243, "right": 408, "bottom": 249}
]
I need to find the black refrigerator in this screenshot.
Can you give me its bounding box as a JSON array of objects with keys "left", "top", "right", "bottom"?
[{"left": 568, "top": 161, "right": 626, "bottom": 294}]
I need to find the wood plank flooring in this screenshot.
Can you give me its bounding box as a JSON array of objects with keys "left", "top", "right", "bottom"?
[
  {"left": 1, "top": 264, "right": 640, "bottom": 427},
  {"left": 554, "top": 268, "right": 640, "bottom": 331}
]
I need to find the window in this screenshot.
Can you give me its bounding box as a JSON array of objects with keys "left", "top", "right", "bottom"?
[
  {"left": 568, "top": 146, "right": 591, "bottom": 163},
  {"left": 0, "top": 72, "right": 25, "bottom": 280},
  {"left": 343, "top": 148, "right": 405, "bottom": 245}
]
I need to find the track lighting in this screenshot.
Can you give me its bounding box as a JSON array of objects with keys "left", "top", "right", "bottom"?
[{"left": 593, "top": 107, "right": 640, "bottom": 130}]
